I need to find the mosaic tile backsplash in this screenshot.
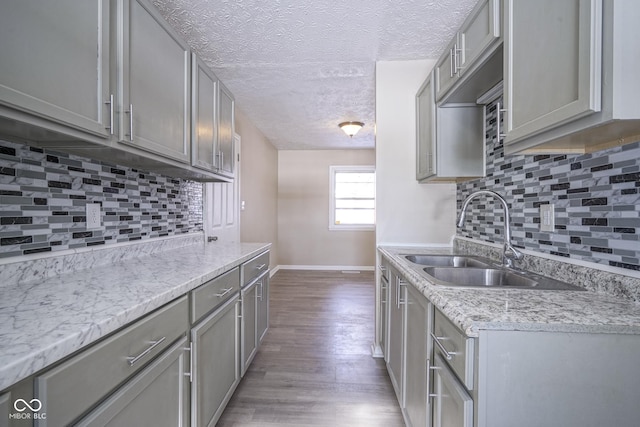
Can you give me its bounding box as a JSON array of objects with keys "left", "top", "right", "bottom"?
[
  {"left": 0, "top": 139, "right": 203, "bottom": 258},
  {"left": 457, "top": 97, "right": 640, "bottom": 272}
]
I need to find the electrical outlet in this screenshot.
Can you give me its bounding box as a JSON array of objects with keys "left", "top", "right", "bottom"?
[
  {"left": 86, "top": 203, "right": 101, "bottom": 230},
  {"left": 540, "top": 203, "right": 555, "bottom": 232}
]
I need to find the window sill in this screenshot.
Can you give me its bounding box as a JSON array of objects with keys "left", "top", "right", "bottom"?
[{"left": 329, "top": 225, "right": 376, "bottom": 231}]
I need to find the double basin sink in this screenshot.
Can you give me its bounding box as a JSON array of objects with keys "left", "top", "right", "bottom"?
[{"left": 404, "top": 255, "right": 584, "bottom": 291}]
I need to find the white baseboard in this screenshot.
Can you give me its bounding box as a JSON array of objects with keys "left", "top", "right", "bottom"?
[{"left": 275, "top": 265, "right": 375, "bottom": 272}]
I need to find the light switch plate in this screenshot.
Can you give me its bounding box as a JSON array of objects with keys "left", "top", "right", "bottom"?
[
  {"left": 540, "top": 203, "right": 555, "bottom": 232},
  {"left": 86, "top": 203, "right": 102, "bottom": 230}
]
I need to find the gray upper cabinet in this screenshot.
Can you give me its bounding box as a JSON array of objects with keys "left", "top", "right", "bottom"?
[
  {"left": 192, "top": 55, "right": 236, "bottom": 179},
  {"left": 433, "top": 36, "right": 460, "bottom": 102},
  {"left": 416, "top": 71, "right": 485, "bottom": 183},
  {"left": 435, "top": 0, "right": 501, "bottom": 102},
  {"left": 116, "top": 0, "right": 191, "bottom": 163},
  {"left": 217, "top": 83, "right": 236, "bottom": 178},
  {"left": 192, "top": 54, "right": 219, "bottom": 172},
  {"left": 503, "top": 0, "right": 640, "bottom": 154},
  {"left": 0, "top": 0, "right": 112, "bottom": 138},
  {"left": 503, "top": 0, "right": 602, "bottom": 147},
  {"left": 416, "top": 74, "right": 437, "bottom": 181}
]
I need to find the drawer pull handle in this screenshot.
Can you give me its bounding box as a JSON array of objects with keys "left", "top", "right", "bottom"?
[
  {"left": 430, "top": 332, "right": 455, "bottom": 361},
  {"left": 256, "top": 263, "right": 267, "bottom": 270},
  {"left": 215, "top": 287, "right": 234, "bottom": 298},
  {"left": 126, "top": 337, "right": 166, "bottom": 366}
]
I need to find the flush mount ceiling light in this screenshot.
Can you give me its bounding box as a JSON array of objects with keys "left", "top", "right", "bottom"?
[{"left": 338, "top": 121, "right": 364, "bottom": 138}]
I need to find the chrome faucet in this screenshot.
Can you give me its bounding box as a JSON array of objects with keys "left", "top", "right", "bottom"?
[{"left": 457, "top": 190, "right": 523, "bottom": 268}]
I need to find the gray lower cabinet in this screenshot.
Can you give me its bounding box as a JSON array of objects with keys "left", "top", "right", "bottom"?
[
  {"left": 256, "top": 274, "right": 270, "bottom": 345},
  {"left": 432, "top": 353, "right": 473, "bottom": 427},
  {"left": 386, "top": 268, "right": 406, "bottom": 408},
  {"left": 35, "top": 296, "right": 188, "bottom": 426},
  {"left": 191, "top": 294, "right": 241, "bottom": 427},
  {"left": 404, "top": 285, "right": 432, "bottom": 427},
  {"left": 75, "top": 337, "right": 190, "bottom": 427},
  {"left": 240, "top": 279, "right": 259, "bottom": 376},
  {"left": 379, "top": 263, "right": 390, "bottom": 359},
  {"left": 116, "top": 0, "right": 190, "bottom": 163},
  {"left": 0, "top": 0, "right": 111, "bottom": 138},
  {"left": 0, "top": 379, "right": 34, "bottom": 427}
]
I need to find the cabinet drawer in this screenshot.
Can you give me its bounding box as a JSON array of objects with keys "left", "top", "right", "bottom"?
[
  {"left": 432, "top": 309, "right": 475, "bottom": 390},
  {"left": 35, "top": 296, "right": 188, "bottom": 427},
  {"left": 433, "top": 353, "right": 473, "bottom": 427},
  {"left": 241, "top": 251, "right": 269, "bottom": 287},
  {"left": 191, "top": 267, "right": 240, "bottom": 323}
]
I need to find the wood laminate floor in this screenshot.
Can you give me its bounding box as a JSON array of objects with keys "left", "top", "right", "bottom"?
[{"left": 217, "top": 270, "right": 404, "bottom": 427}]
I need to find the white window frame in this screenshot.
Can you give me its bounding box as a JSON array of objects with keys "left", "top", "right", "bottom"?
[{"left": 329, "top": 165, "right": 376, "bottom": 231}]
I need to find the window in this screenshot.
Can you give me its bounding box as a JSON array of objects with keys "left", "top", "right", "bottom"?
[{"left": 329, "top": 165, "right": 375, "bottom": 230}]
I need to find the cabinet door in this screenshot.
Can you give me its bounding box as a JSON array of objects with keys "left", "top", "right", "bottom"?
[
  {"left": 191, "top": 54, "right": 218, "bottom": 172},
  {"left": 257, "top": 275, "right": 270, "bottom": 345},
  {"left": 0, "top": 0, "right": 111, "bottom": 138},
  {"left": 217, "top": 83, "right": 235, "bottom": 177},
  {"left": 76, "top": 337, "right": 190, "bottom": 427},
  {"left": 458, "top": 0, "right": 501, "bottom": 77},
  {"left": 380, "top": 273, "right": 389, "bottom": 360},
  {"left": 118, "top": 0, "right": 190, "bottom": 163},
  {"left": 241, "top": 281, "right": 258, "bottom": 376},
  {"left": 416, "top": 73, "right": 436, "bottom": 181},
  {"left": 191, "top": 294, "right": 240, "bottom": 427},
  {"left": 405, "top": 285, "right": 432, "bottom": 427},
  {"left": 504, "top": 0, "right": 602, "bottom": 144},
  {"left": 432, "top": 354, "right": 473, "bottom": 427},
  {"left": 434, "top": 36, "right": 460, "bottom": 102},
  {"left": 387, "top": 270, "right": 406, "bottom": 407}
]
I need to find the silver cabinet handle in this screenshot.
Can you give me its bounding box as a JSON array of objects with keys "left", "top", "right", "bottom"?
[
  {"left": 105, "top": 94, "right": 114, "bottom": 135},
  {"left": 125, "top": 104, "right": 134, "bottom": 141},
  {"left": 426, "top": 357, "right": 440, "bottom": 400},
  {"left": 215, "top": 287, "right": 234, "bottom": 298},
  {"left": 496, "top": 102, "right": 507, "bottom": 139},
  {"left": 381, "top": 283, "right": 387, "bottom": 304},
  {"left": 453, "top": 44, "right": 462, "bottom": 74},
  {"left": 398, "top": 278, "right": 407, "bottom": 307},
  {"left": 183, "top": 342, "right": 193, "bottom": 382},
  {"left": 430, "top": 332, "right": 456, "bottom": 361},
  {"left": 256, "top": 263, "right": 267, "bottom": 271},
  {"left": 215, "top": 151, "right": 221, "bottom": 169},
  {"left": 127, "top": 336, "right": 166, "bottom": 366},
  {"left": 220, "top": 151, "right": 224, "bottom": 171},
  {"left": 396, "top": 277, "right": 407, "bottom": 308},
  {"left": 449, "top": 47, "right": 455, "bottom": 78},
  {"left": 256, "top": 281, "right": 263, "bottom": 300}
]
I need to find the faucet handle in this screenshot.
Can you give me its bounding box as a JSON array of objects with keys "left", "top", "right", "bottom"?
[{"left": 503, "top": 243, "right": 523, "bottom": 267}]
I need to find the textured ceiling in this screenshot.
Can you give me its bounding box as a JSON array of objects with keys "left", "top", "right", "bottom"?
[{"left": 153, "top": 0, "right": 478, "bottom": 150}]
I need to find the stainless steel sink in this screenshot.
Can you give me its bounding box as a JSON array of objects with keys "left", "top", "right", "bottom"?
[
  {"left": 403, "top": 254, "right": 493, "bottom": 268},
  {"left": 421, "top": 267, "right": 585, "bottom": 291}
]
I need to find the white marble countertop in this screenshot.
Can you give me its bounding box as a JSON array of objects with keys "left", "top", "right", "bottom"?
[
  {"left": 379, "top": 246, "right": 640, "bottom": 338},
  {"left": 0, "top": 241, "right": 270, "bottom": 392}
]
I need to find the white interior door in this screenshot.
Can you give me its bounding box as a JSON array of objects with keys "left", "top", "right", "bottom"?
[{"left": 205, "top": 134, "right": 240, "bottom": 242}]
